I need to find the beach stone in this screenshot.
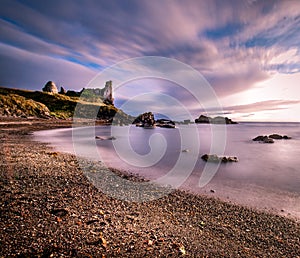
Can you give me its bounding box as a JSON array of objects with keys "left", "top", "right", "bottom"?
[{"left": 50, "top": 208, "right": 68, "bottom": 217}]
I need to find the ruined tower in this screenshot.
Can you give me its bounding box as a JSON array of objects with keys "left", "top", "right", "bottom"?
[{"left": 103, "top": 80, "right": 113, "bottom": 105}]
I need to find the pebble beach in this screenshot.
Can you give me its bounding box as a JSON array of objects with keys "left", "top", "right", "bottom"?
[{"left": 1, "top": 118, "right": 299, "bottom": 257}]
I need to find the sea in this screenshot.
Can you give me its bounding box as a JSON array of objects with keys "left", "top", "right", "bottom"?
[{"left": 34, "top": 122, "right": 300, "bottom": 220}]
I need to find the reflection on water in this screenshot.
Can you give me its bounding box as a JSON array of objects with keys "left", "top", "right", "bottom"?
[{"left": 34, "top": 122, "right": 300, "bottom": 219}]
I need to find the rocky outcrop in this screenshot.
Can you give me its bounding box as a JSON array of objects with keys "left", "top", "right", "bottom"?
[
  {"left": 253, "top": 134, "right": 291, "bottom": 143},
  {"left": 269, "top": 134, "right": 291, "bottom": 140},
  {"left": 195, "top": 115, "right": 210, "bottom": 123},
  {"left": 195, "top": 115, "right": 237, "bottom": 124},
  {"left": 0, "top": 86, "right": 133, "bottom": 121},
  {"left": 73, "top": 80, "right": 114, "bottom": 105},
  {"left": 0, "top": 93, "right": 51, "bottom": 118},
  {"left": 42, "top": 81, "right": 58, "bottom": 94},
  {"left": 252, "top": 135, "right": 274, "bottom": 143},
  {"left": 156, "top": 119, "right": 176, "bottom": 128},
  {"left": 201, "top": 154, "right": 238, "bottom": 163},
  {"left": 133, "top": 114, "right": 176, "bottom": 128},
  {"left": 132, "top": 112, "right": 155, "bottom": 127},
  {"left": 59, "top": 87, "right": 66, "bottom": 95}
]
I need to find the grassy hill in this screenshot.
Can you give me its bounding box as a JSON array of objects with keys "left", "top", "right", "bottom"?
[{"left": 0, "top": 87, "right": 134, "bottom": 124}]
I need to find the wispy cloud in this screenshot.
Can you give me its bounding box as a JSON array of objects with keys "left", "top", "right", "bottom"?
[
  {"left": 222, "top": 99, "right": 300, "bottom": 114},
  {"left": 1, "top": 0, "right": 300, "bottom": 120}
]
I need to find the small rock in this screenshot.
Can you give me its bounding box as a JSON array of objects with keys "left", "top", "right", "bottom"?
[
  {"left": 269, "top": 134, "right": 283, "bottom": 139},
  {"left": 201, "top": 154, "right": 238, "bottom": 163},
  {"left": 253, "top": 135, "right": 268, "bottom": 141},
  {"left": 95, "top": 136, "right": 116, "bottom": 140},
  {"left": 263, "top": 138, "right": 274, "bottom": 144},
  {"left": 50, "top": 208, "right": 68, "bottom": 217}
]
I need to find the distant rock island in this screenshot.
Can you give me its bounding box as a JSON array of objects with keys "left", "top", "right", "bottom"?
[{"left": 195, "top": 114, "right": 237, "bottom": 124}]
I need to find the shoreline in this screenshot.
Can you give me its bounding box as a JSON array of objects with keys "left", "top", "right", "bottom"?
[
  {"left": 33, "top": 121, "right": 300, "bottom": 221},
  {"left": 1, "top": 117, "right": 300, "bottom": 257}
]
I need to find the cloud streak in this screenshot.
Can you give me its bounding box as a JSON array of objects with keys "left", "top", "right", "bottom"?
[{"left": 1, "top": 0, "right": 300, "bottom": 120}]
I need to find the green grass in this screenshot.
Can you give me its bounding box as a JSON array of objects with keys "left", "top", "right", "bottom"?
[{"left": 0, "top": 86, "right": 134, "bottom": 122}]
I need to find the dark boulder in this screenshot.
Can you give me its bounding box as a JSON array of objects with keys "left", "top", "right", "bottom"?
[
  {"left": 132, "top": 112, "right": 155, "bottom": 128},
  {"left": 156, "top": 119, "right": 176, "bottom": 128},
  {"left": 252, "top": 135, "right": 274, "bottom": 143},
  {"left": 201, "top": 154, "right": 238, "bottom": 163},
  {"left": 195, "top": 115, "right": 210, "bottom": 123},
  {"left": 263, "top": 138, "right": 274, "bottom": 144},
  {"left": 195, "top": 114, "right": 237, "bottom": 124},
  {"left": 253, "top": 134, "right": 291, "bottom": 143},
  {"left": 269, "top": 134, "right": 291, "bottom": 140},
  {"left": 253, "top": 135, "right": 268, "bottom": 141}
]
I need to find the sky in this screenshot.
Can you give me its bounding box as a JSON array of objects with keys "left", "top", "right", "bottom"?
[{"left": 1, "top": 0, "right": 300, "bottom": 121}]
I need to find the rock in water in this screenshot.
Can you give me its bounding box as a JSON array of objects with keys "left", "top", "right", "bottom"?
[
  {"left": 283, "top": 135, "right": 292, "bottom": 139},
  {"left": 263, "top": 138, "right": 274, "bottom": 143},
  {"left": 252, "top": 135, "right": 274, "bottom": 143},
  {"left": 201, "top": 154, "right": 238, "bottom": 163},
  {"left": 253, "top": 134, "right": 290, "bottom": 143},
  {"left": 42, "top": 81, "right": 58, "bottom": 94},
  {"left": 269, "top": 134, "right": 291, "bottom": 140},
  {"left": 195, "top": 114, "right": 237, "bottom": 124},
  {"left": 252, "top": 135, "right": 267, "bottom": 141},
  {"left": 132, "top": 112, "right": 156, "bottom": 128},
  {"left": 156, "top": 119, "right": 176, "bottom": 128}
]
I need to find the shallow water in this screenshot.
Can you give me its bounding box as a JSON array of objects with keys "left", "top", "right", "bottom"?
[{"left": 34, "top": 122, "right": 300, "bottom": 219}]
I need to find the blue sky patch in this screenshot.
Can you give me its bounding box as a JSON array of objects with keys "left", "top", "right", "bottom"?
[{"left": 203, "top": 22, "right": 244, "bottom": 40}]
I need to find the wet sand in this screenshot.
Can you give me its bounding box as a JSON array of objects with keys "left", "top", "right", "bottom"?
[{"left": 0, "top": 117, "right": 299, "bottom": 257}]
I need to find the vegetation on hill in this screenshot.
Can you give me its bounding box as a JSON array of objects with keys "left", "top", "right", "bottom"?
[
  {"left": 0, "top": 87, "right": 134, "bottom": 123},
  {"left": 0, "top": 93, "right": 51, "bottom": 118}
]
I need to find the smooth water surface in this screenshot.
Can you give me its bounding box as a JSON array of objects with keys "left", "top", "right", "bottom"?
[{"left": 34, "top": 122, "right": 300, "bottom": 219}]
